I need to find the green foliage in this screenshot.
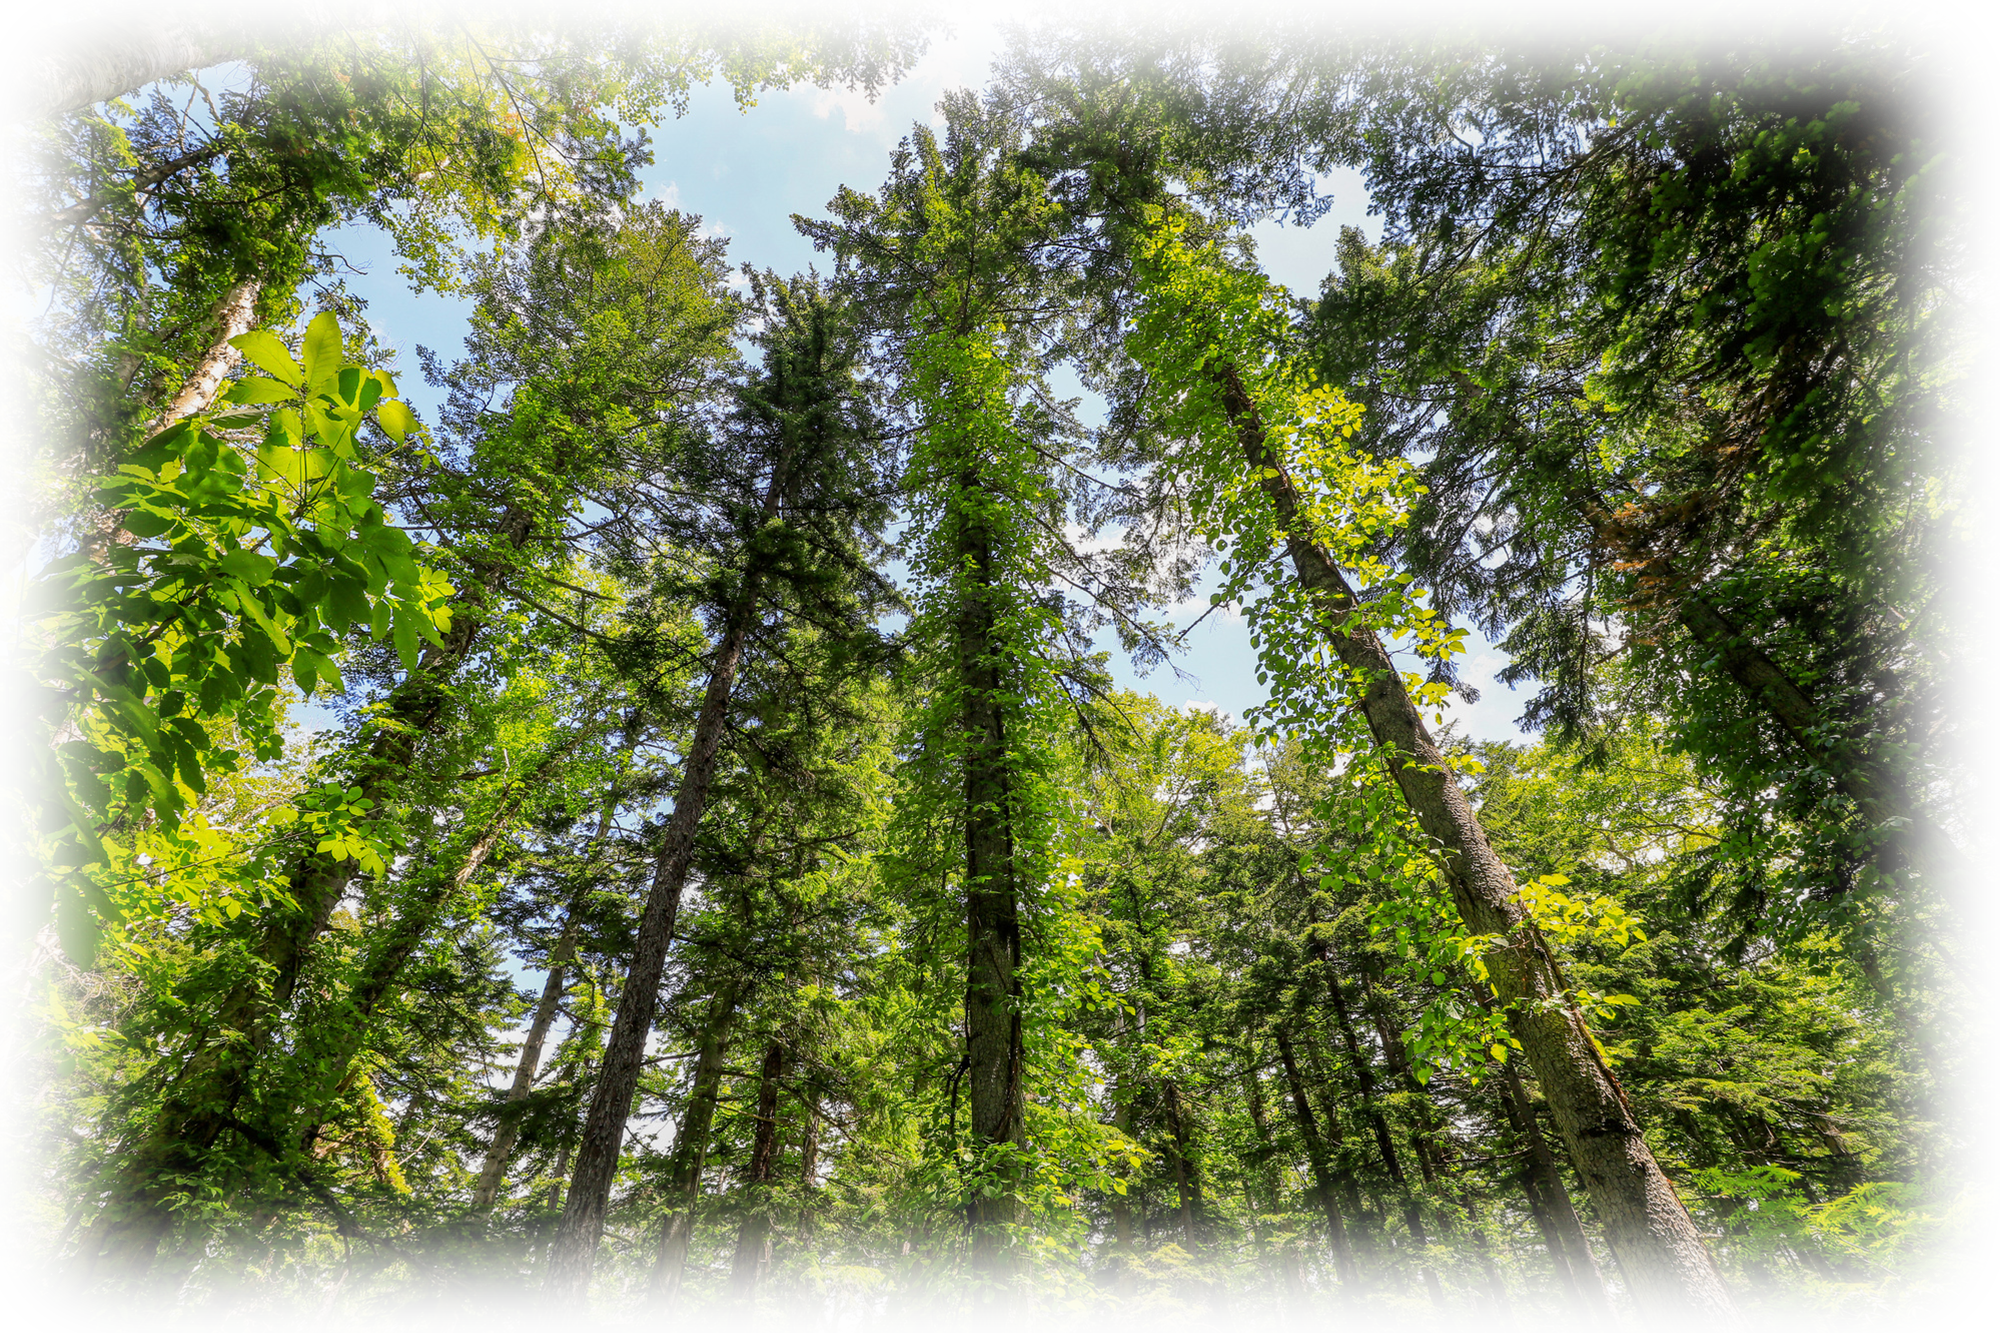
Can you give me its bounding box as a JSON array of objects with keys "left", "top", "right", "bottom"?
[{"left": 34, "top": 314, "right": 451, "bottom": 950}]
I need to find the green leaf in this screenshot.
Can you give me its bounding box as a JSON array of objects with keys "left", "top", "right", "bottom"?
[
  {"left": 223, "top": 377, "right": 297, "bottom": 406},
  {"left": 217, "top": 550, "right": 276, "bottom": 586},
  {"left": 231, "top": 331, "right": 303, "bottom": 387},
  {"left": 376, "top": 400, "right": 418, "bottom": 443},
  {"left": 302, "top": 312, "right": 344, "bottom": 391}
]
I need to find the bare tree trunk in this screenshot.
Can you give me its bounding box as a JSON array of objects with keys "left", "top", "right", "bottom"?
[
  {"left": 544, "top": 456, "right": 793, "bottom": 1298},
  {"left": 729, "top": 1037, "right": 789, "bottom": 1297},
  {"left": 651, "top": 975, "right": 746, "bottom": 1301},
  {"left": 0, "top": 0, "right": 394, "bottom": 127},
  {"left": 1275, "top": 1024, "right": 1359, "bottom": 1289},
  {"left": 1215, "top": 363, "right": 1734, "bottom": 1318}
]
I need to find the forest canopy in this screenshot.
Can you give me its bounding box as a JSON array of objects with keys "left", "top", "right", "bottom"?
[{"left": 9, "top": 9, "right": 1976, "bottom": 1324}]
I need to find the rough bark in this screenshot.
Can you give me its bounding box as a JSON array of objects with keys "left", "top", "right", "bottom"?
[
  {"left": 1217, "top": 364, "right": 1734, "bottom": 1318},
  {"left": 1275, "top": 1024, "right": 1360, "bottom": 1289},
  {"left": 544, "top": 464, "right": 791, "bottom": 1297},
  {"left": 1242, "top": 1054, "right": 1307, "bottom": 1297},
  {"left": 729, "top": 1037, "right": 789, "bottom": 1296},
  {"left": 958, "top": 455, "right": 1026, "bottom": 1260},
  {"left": 0, "top": 0, "right": 394, "bottom": 127},
  {"left": 651, "top": 975, "right": 746, "bottom": 1301}
]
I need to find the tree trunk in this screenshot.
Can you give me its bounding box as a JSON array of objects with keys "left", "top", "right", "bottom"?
[
  {"left": 1242, "top": 1054, "right": 1306, "bottom": 1298},
  {"left": 730, "top": 1037, "right": 789, "bottom": 1297},
  {"left": 473, "top": 905, "right": 583, "bottom": 1214},
  {"left": 1107, "top": 1072, "right": 1139, "bottom": 1291},
  {"left": 0, "top": 0, "right": 392, "bottom": 127},
  {"left": 957, "top": 454, "right": 1026, "bottom": 1265},
  {"left": 86, "top": 276, "right": 262, "bottom": 563},
  {"left": 1275, "top": 1024, "right": 1359, "bottom": 1289},
  {"left": 1216, "top": 362, "right": 1734, "bottom": 1318},
  {"left": 652, "top": 975, "right": 746, "bottom": 1301},
  {"left": 544, "top": 454, "right": 794, "bottom": 1297}
]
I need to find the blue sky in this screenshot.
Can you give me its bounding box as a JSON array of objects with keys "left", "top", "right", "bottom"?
[{"left": 331, "top": 19, "right": 1534, "bottom": 746}]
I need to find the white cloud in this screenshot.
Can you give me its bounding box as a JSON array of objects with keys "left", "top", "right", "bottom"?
[
  {"left": 656, "top": 180, "right": 682, "bottom": 208},
  {"left": 809, "top": 85, "right": 887, "bottom": 133}
]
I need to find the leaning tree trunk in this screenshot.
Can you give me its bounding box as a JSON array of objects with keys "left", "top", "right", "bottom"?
[
  {"left": 1216, "top": 364, "right": 1735, "bottom": 1318},
  {"left": 729, "top": 1036, "right": 790, "bottom": 1297},
  {"left": 544, "top": 459, "right": 793, "bottom": 1298},
  {"left": 0, "top": 0, "right": 394, "bottom": 126}
]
